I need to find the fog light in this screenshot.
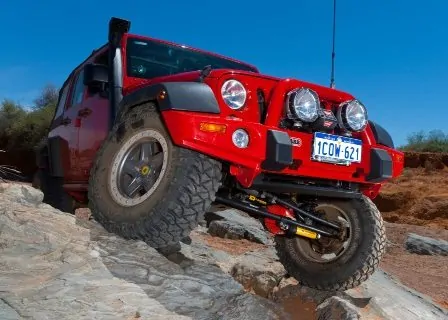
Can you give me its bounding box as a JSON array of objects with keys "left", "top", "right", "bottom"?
[{"left": 232, "top": 129, "right": 249, "bottom": 148}]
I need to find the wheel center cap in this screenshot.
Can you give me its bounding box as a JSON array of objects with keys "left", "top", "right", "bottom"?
[{"left": 140, "top": 165, "right": 151, "bottom": 175}]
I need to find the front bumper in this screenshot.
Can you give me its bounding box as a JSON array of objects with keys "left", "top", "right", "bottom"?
[
  {"left": 261, "top": 129, "right": 394, "bottom": 183},
  {"left": 162, "top": 110, "right": 404, "bottom": 189}
]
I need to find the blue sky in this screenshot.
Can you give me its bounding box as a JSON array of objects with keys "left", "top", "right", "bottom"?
[{"left": 1, "top": 0, "right": 447, "bottom": 146}]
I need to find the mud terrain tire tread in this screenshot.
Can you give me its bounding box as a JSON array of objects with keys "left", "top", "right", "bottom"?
[
  {"left": 88, "top": 102, "right": 222, "bottom": 248},
  {"left": 275, "top": 196, "right": 386, "bottom": 291}
]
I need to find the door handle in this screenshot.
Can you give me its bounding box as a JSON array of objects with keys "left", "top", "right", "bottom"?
[
  {"left": 61, "top": 117, "right": 71, "bottom": 125},
  {"left": 78, "top": 107, "right": 92, "bottom": 118}
]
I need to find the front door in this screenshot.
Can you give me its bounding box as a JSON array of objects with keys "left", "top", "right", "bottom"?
[
  {"left": 76, "top": 91, "right": 110, "bottom": 182},
  {"left": 75, "top": 49, "right": 112, "bottom": 183},
  {"left": 61, "top": 48, "right": 112, "bottom": 184}
]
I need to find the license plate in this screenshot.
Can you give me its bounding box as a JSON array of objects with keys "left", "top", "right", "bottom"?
[{"left": 312, "top": 132, "right": 362, "bottom": 164}]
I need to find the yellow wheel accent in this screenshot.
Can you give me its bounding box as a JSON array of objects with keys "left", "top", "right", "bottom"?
[{"left": 141, "top": 166, "right": 150, "bottom": 175}]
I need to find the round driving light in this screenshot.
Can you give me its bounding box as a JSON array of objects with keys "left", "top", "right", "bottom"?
[
  {"left": 286, "top": 88, "right": 320, "bottom": 122},
  {"left": 338, "top": 100, "right": 368, "bottom": 132},
  {"left": 221, "top": 79, "right": 247, "bottom": 110},
  {"left": 232, "top": 129, "right": 249, "bottom": 148}
]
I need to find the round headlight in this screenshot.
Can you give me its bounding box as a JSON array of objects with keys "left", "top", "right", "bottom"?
[
  {"left": 338, "top": 100, "right": 368, "bottom": 132},
  {"left": 221, "top": 79, "right": 247, "bottom": 110},
  {"left": 286, "top": 88, "right": 320, "bottom": 122}
]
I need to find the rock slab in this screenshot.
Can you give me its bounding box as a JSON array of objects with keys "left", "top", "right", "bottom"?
[
  {"left": 405, "top": 232, "right": 448, "bottom": 256},
  {"left": 206, "top": 209, "right": 272, "bottom": 245},
  {"left": 316, "top": 296, "right": 361, "bottom": 320},
  {"left": 230, "top": 248, "right": 286, "bottom": 298},
  {"left": 0, "top": 183, "right": 288, "bottom": 320}
]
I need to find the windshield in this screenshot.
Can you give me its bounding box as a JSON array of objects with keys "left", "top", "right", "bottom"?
[{"left": 126, "top": 37, "right": 258, "bottom": 79}]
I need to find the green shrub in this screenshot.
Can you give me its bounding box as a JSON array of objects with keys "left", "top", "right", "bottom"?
[
  {"left": 0, "top": 85, "right": 58, "bottom": 178},
  {"left": 399, "top": 130, "right": 448, "bottom": 153},
  {"left": 0, "top": 84, "right": 57, "bottom": 152}
]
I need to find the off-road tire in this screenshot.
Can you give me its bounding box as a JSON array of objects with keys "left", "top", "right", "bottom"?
[
  {"left": 88, "top": 102, "right": 222, "bottom": 248},
  {"left": 275, "top": 196, "right": 386, "bottom": 291},
  {"left": 33, "top": 168, "right": 75, "bottom": 214}
]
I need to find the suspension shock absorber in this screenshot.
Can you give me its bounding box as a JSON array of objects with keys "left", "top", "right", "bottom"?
[
  {"left": 217, "top": 193, "right": 332, "bottom": 240},
  {"left": 244, "top": 193, "right": 321, "bottom": 240},
  {"left": 265, "top": 204, "right": 320, "bottom": 239}
]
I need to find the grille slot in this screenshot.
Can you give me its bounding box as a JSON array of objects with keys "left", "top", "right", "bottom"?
[{"left": 257, "top": 88, "right": 267, "bottom": 124}]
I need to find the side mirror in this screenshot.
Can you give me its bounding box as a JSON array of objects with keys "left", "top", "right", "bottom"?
[{"left": 84, "top": 63, "right": 108, "bottom": 87}]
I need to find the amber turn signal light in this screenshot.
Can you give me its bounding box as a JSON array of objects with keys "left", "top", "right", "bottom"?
[{"left": 199, "top": 123, "right": 227, "bottom": 133}]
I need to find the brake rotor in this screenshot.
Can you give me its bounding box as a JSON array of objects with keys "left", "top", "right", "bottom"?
[
  {"left": 308, "top": 210, "right": 349, "bottom": 254},
  {"left": 290, "top": 203, "right": 353, "bottom": 262}
]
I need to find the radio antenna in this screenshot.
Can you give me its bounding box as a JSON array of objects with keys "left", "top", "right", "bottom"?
[{"left": 330, "top": 0, "right": 337, "bottom": 89}]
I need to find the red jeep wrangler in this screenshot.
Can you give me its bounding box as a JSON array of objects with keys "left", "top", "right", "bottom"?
[{"left": 35, "top": 17, "right": 404, "bottom": 291}]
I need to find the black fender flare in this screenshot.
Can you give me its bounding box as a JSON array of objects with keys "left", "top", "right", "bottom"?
[
  {"left": 35, "top": 137, "right": 49, "bottom": 169},
  {"left": 34, "top": 136, "right": 66, "bottom": 177},
  {"left": 114, "top": 82, "right": 221, "bottom": 126},
  {"left": 368, "top": 121, "right": 394, "bottom": 149}
]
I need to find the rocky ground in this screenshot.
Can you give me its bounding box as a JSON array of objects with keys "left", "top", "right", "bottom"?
[
  {"left": 380, "top": 223, "right": 448, "bottom": 309},
  {"left": 1, "top": 182, "right": 447, "bottom": 319},
  {"left": 0, "top": 183, "right": 287, "bottom": 320},
  {"left": 372, "top": 166, "right": 448, "bottom": 309}
]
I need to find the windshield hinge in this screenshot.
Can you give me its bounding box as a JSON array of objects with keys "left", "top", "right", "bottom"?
[{"left": 198, "top": 65, "right": 212, "bottom": 82}]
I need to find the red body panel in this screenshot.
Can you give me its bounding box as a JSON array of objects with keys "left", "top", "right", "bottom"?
[
  {"left": 76, "top": 96, "right": 110, "bottom": 181},
  {"left": 52, "top": 32, "right": 404, "bottom": 202},
  {"left": 161, "top": 109, "right": 404, "bottom": 196}
]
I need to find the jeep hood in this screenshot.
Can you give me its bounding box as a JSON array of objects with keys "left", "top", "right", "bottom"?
[{"left": 124, "top": 69, "right": 355, "bottom": 104}]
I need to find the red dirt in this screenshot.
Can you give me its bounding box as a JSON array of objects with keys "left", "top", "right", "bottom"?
[
  {"left": 374, "top": 167, "right": 448, "bottom": 229},
  {"left": 403, "top": 151, "right": 448, "bottom": 169},
  {"left": 191, "top": 231, "right": 266, "bottom": 255},
  {"left": 75, "top": 208, "right": 92, "bottom": 220}
]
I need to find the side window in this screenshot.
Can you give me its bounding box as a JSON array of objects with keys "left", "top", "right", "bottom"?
[
  {"left": 54, "top": 85, "right": 69, "bottom": 119},
  {"left": 70, "top": 69, "right": 85, "bottom": 107}
]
